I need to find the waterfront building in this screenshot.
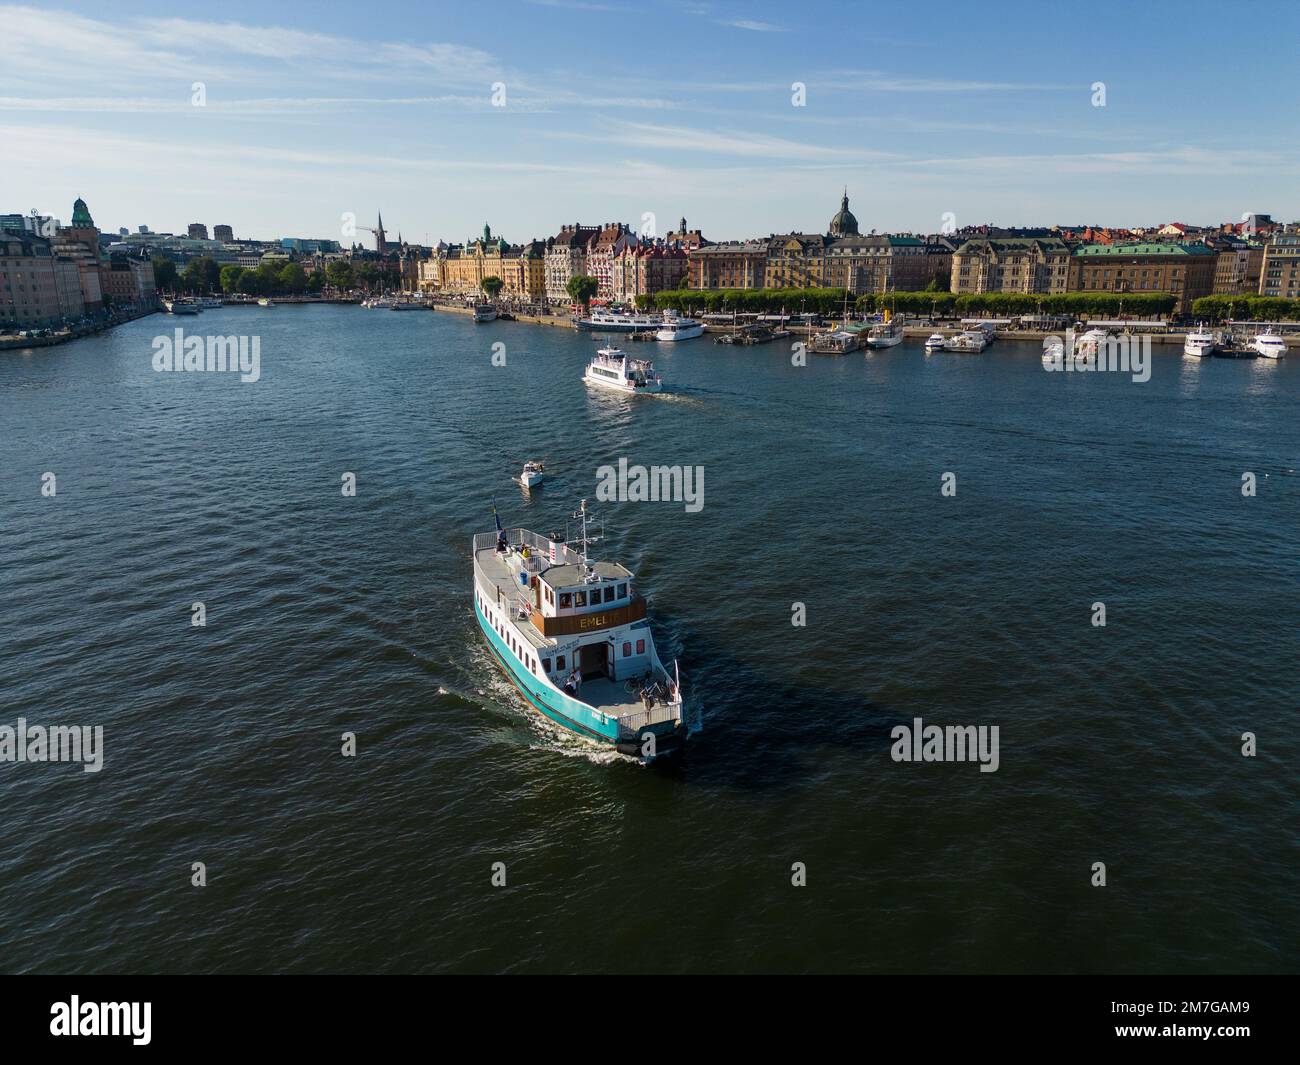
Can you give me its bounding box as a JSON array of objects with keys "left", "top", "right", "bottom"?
[
  {"left": 687, "top": 240, "right": 767, "bottom": 289},
  {"left": 187, "top": 223, "right": 209, "bottom": 240},
  {"left": 1259, "top": 230, "right": 1300, "bottom": 299},
  {"left": 610, "top": 243, "right": 688, "bottom": 303},
  {"left": 51, "top": 197, "right": 105, "bottom": 313},
  {"left": 432, "top": 226, "right": 548, "bottom": 299},
  {"left": 1208, "top": 237, "right": 1265, "bottom": 294},
  {"left": 545, "top": 224, "right": 600, "bottom": 302},
  {"left": 951, "top": 237, "right": 1071, "bottom": 294},
  {"left": 666, "top": 218, "right": 706, "bottom": 250},
  {"left": 0, "top": 231, "right": 86, "bottom": 326},
  {"left": 1068, "top": 242, "right": 1217, "bottom": 312},
  {"left": 764, "top": 233, "right": 830, "bottom": 289},
  {"left": 823, "top": 234, "right": 951, "bottom": 294},
  {"left": 587, "top": 223, "right": 637, "bottom": 300}
]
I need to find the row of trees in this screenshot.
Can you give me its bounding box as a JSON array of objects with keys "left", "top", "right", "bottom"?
[
  {"left": 642, "top": 288, "right": 1184, "bottom": 318},
  {"left": 150, "top": 255, "right": 403, "bottom": 297},
  {"left": 1189, "top": 295, "right": 1300, "bottom": 322}
]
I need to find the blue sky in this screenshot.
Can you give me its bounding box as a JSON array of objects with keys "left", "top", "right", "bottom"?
[{"left": 4, "top": 0, "right": 1297, "bottom": 244}]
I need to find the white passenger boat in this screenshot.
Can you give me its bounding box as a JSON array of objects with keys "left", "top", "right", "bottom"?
[
  {"left": 257, "top": 297, "right": 272, "bottom": 307},
  {"left": 584, "top": 346, "right": 663, "bottom": 393},
  {"left": 1184, "top": 325, "right": 1216, "bottom": 357},
  {"left": 196, "top": 297, "right": 223, "bottom": 309},
  {"left": 1251, "top": 329, "right": 1287, "bottom": 359},
  {"left": 654, "top": 311, "right": 704, "bottom": 342},
  {"left": 518, "top": 461, "right": 545, "bottom": 489},
  {"left": 473, "top": 303, "right": 498, "bottom": 322},
  {"left": 391, "top": 299, "right": 427, "bottom": 311},
  {"left": 924, "top": 333, "right": 946, "bottom": 352},
  {"left": 865, "top": 317, "right": 904, "bottom": 349},
  {"left": 577, "top": 310, "right": 662, "bottom": 332},
  {"left": 942, "top": 330, "right": 988, "bottom": 353},
  {"left": 163, "top": 299, "right": 200, "bottom": 315},
  {"left": 472, "top": 501, "right": 685, "bottom": 759}
]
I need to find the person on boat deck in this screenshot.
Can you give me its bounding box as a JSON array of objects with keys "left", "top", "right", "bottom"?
[{"left": 496, "top": 527, "right": 508, "bottom": 552}]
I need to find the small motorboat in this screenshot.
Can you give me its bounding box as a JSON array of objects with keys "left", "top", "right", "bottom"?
[
  {"left": 924, "top": 333, "right": 945, "bottom": 352},
  {"left": 518, "top": 461, "right": 545, "bottom": 489}
]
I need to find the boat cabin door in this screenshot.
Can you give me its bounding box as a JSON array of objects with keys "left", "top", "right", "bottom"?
[{"left": 579, "top": 641, "right": 609, "bottom": 680}]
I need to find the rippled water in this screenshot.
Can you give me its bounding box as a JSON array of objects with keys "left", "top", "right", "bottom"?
[{"left": 1, "top": 306, "right": 1296, "bottom": 973}]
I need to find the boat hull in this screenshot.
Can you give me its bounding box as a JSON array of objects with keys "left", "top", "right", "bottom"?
[
  {"left": 474, "top": 599, "right": 684, "bottom": 755},
  {"left": 584, "top": 370, "right": 662, "bottom": 394},
  {"left": 655, "top": 324, "right": 704, "bottom": 341}
]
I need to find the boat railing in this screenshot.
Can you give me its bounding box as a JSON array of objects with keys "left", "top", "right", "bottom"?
[
  {"left": 474, "top": 528, "right": 581, "bottom": 566},
  {"left": 614, "top": 700, "right": 682, "bottom": 734}
]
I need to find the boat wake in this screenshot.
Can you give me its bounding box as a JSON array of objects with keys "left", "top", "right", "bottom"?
[{"left": 465, "top": 642, "right": 642, "bottom": 766}]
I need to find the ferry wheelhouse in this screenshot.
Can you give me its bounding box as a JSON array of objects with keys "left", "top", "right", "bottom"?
[
  {"left": 584, "top": 346, "right": 664, "bottom": 393},
  {"left": 472, "top": 502, "right": 685, "bottom": 759}
]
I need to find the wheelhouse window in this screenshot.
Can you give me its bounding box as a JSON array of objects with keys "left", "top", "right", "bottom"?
[
  {"left": 542, "top": 657, "right": 551, "bottom": 673},
  {"left": 622, "top": 642, "right": 632, "bottom": 657},
  {"left": 636, "top": 639, "right": 645, "bottom": 654},
  {"left": 559, "top": 592, "right": 572, "bottom": 608},
  {"left": 556, "top": 655, "right": 566, "bottom": 671},
  {"left": 616, "top": 583, "right": 627, "bottom": 599},
  {"left": 575, "top": 591, "right": 587, "bottom": 607}
]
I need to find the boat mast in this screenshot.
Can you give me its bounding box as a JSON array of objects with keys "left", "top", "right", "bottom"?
[{"left": 569, "top": 499, "right": 602, "bottom": 581}]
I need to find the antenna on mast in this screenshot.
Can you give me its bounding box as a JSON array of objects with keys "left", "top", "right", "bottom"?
[{"left": 566, "top": 499, "right": 603, "bottom": 581}]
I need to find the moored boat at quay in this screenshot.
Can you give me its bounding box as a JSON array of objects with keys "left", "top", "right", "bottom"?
[
  {"left": 473, "top": 303, "right": 498, "bottom": 322},
  {"left": 654, "top": 310, "right": 704, "bottom": 342},
  {"left": 1184, "top": 325, "right": 1216, "bottom": 357},
  {"left": 577, "top": 309, "right": 662, "bottom": 331},
  {"left": 865, "top": 316, "right": 904, "bottom": 349},
  {"left": 1251, "top": 329, "right": 1287, "bottom": 359},
  {"left": 472, "top": 501, "right": 685, "bottom": 759},
  {"left": 163, "top": 299, "right": 200, "bottom": 315},
  {"left": 809, "top": 329, "right": 862, "bottom": 355},
  {"left": 942, "top": 330, "right": 988, "bottom": 353}
]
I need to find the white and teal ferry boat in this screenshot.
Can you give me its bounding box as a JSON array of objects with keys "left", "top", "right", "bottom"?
[{"left": 472, "top": 501, "right": 685, "bottom": 759}]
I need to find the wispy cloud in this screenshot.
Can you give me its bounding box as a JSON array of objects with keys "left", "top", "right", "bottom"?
[{"left": 721, "top": 19, "right": 784, "bottom": 32}]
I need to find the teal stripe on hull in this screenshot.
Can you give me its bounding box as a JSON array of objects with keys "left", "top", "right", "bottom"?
[{"left": 475, "top": 599, "right": 620, "bottom": 744}]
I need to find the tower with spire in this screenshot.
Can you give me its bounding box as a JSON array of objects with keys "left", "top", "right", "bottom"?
[{"left": 375, "top": 211, "right": 387, "bottom": 254}]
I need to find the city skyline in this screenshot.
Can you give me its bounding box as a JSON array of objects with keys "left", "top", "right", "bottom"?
[{"left": 4, "top": 0, "right": 1299, "bottom": 243}]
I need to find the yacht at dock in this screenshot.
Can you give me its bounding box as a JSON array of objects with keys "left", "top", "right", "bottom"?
[
  {"left": 472, "top": 501, "right": 685, "bottom": 758},
  {"left": 1184, "top": 325, "right": 1216, "bottom": 357},
  {"left": 654, "top": 310, "right": 704, "bottom": 342},
  {"left": 1251, "top": 329, "right": 1287, "bottom": 359}
]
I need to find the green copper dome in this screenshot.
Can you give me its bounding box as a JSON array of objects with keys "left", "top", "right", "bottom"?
[{"left": 71, "top": 197, "right": 94, "bottom": 227}]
